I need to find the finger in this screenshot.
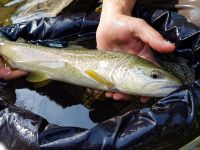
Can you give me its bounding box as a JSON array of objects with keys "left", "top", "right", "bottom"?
[
  {"left": 0, "top": 68, "right": 11, "bottom": 80},
  {"left": 113, "top": 93, "right": 132, "bottom": 100},
  {"left": 140, "top": 96, "right": 151, "bottom": 103},
  {"left": 137, "top": 44, "right": 159, "bottom": 65},
  {"left": 93, "top": 90, "right": 103, "bottom": 94},
  {"left": 0, "top": 68, "right": 27, "bottom": 80},
  {"left": 129, "top": 18, "right": 175, "bottom": 53},
  {"left": 9, "top": 70, "right": 28, "bottom": 80},
  {"left": 105, "top": 92, "right": 114, "bottom": 98}
]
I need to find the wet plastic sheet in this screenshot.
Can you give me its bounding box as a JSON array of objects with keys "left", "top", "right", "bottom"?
[
  {"left": 138, "top": 0, "right": 200, "bottom": 27},
  {"left": 1, "top": 12, "right": 100, "bottom": 48},
  {"left": 11, "top": 0, "right": 74, "bottom": 24},
  {"left": 0, "top": 5, "right": 200, "bottom": 150},
  {"left": 0, "top": 0, "right": 99, "bottom": 26},
  {"left": 0, "top": 105, "right": 41, "bottom": 150}
]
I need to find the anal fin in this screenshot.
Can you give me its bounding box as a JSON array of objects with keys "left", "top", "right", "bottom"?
[{"left": 26, "top": 72, "right": 52, "bottom": 88}]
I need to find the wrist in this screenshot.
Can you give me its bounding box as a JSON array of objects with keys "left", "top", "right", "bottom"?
[{"left": 102, "top": 0, "right": 135, "bottom": 16}]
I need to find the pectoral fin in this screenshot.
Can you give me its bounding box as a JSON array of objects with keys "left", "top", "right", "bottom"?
[
  {"left": 85, "top": 70, "right": 114, "bottom": 88},
  {"left": 26, "top": 72, "right": 49, "bottom": 82},
  {"left": 33, "top": 80, "right": 52, "bottom": 88},
  {"left": 26, "top": 72, "right": 52, "bottom": 87}
]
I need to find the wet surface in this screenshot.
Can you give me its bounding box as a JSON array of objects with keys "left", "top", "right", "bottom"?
[
  {"left": 1, "top": 78, "right": 97, "bottom": 129},
  {"left": 0, "top": 0, "right": 26, "bottom": 26},
  {"left": 0, "top": 78, "right": 157, "bottom": 130},
  {"left": 0, "top": 76, "right": 161, "bottom": 130}
]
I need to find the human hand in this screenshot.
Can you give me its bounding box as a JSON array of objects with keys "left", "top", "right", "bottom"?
[
  {"left": 0, "top": 57, "right": 27, "bottom": 80},
  {"left": 96, "top": 0, "right": 175, "bottom": 102}
]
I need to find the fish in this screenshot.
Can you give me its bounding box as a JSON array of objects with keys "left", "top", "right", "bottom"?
[{"left": 0, "top": 37, "right": 182, "bottom": 97}]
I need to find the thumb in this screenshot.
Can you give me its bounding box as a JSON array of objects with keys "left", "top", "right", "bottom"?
[{"left": 129, "top": 18, "right": 175, "bottom": 53}]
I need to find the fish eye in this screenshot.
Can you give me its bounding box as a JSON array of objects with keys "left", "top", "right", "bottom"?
[{"left": 150, "top": 70, "right": 162, "bottom": 79}]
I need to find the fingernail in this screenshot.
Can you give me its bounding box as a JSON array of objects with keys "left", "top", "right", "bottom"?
[
  {"left": 163, "top": 40, "right": 174, "bottom": 47},
  {"left": 105, "top": 93, "right": 112, "bottom": 98},
  {"left": 164, "top": 40, "right": 176, "bottom": 51},
  {"left": 152, "top": 38, "right": 175, "bottom": 52}
]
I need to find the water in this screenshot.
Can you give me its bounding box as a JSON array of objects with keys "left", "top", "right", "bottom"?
[{"left": 2, "top": 79, "right": 97, "bottom": 129}]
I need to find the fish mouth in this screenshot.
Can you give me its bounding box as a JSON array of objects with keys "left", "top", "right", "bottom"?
[
  {"left": 151, "top": 85, "right": 180, "bottom": 97},
  {"left": 161, "top": 85, "right": 180, "bottom": 90}
]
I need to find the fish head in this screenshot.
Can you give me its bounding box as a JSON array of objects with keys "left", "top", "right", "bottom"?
[{"left": 115, "top": 57, "right": 182, "bottom": 97}]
